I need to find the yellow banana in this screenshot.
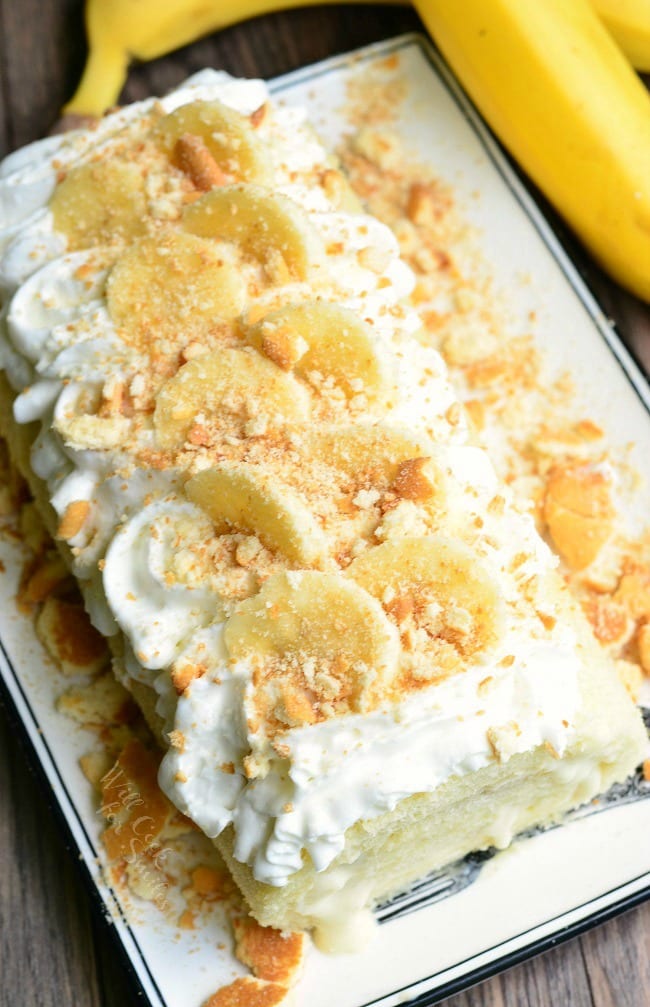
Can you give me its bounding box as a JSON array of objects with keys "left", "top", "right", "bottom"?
[
  {"left": 414, "top": 0, "right": 650, "bottom": 301},
  {"left": 63, "top": 0, "right": 650, "bottom": 299},
  {"left": 592, "top": 0, "right": 650, "bottom": 71},
  {"left": 65, "top": 0, "right": 650, "bottom": 118},
  {"left": 64, "top": 0, "right": 401, "bottom": 116}
]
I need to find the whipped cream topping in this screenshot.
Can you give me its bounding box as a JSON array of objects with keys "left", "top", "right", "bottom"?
[
  {"left": 0, "top": 71, "right": 582, "bottom": 895},
  {"left": 161, "top": 621, "right": 579, "bottom": 885},
  {"left": 104, "top": 498, "right": 226, "bottom": 670},
  {"left": 158, "top": 439, "right": 578, "bottom": 886}
]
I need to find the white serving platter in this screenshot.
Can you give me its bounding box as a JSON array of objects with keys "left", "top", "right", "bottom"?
[{"left": 1, "top": 33, "right": 649, "bottom": 1007}]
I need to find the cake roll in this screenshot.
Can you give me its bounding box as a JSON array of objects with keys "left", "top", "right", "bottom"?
[{"left": 0, "top": 70, "right": 645, "bottom": 949}]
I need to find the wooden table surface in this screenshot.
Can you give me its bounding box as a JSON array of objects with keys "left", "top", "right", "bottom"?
[{"left": 1, "top": 2, "right": 649, "bottom": 1005}]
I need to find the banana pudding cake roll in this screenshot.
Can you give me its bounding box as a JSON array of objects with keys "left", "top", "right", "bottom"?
[{"left": 0, "top": 71, "right": 645, "bottom": 948}]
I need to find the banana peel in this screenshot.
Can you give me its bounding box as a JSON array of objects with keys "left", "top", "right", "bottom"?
[
  {"left": 592, "top": 0, "right": 650, "bottom": 71},
  {"left": 63, "top": 0, "right": 650, "bottom": 300},
  {"left": 64, "top": 0, "right": 404, "bottom": 117},
  {"left": 414, "top": 0, "right": 650, "bottom": 301},
  {"left": 65, "top": 0, "right": 650, "bottom": 117}
]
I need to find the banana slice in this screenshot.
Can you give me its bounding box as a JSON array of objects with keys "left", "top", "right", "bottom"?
[
  {"left": 154, "top": 346, "right": 310, "bottom": 449},
  {"left": 224, "top": 570, "right": 400, "bottom": 727},
  {"left": 106, "top": 232, "right": 247, "bottom": 347},
  {"left": 245, "top": 301, "right": 390, "bottom": 404},
  {"left": 182, "top": 184, "right": 324, "bottom": 281},
  {"left": 154, "top": 99, "right": 272, "bottom": 185},
  {"left": 347, "top": 536, "right": 503, "bottom": 671},
  {"left": 186, "top": 463, "right": 329, "bottom": 566},
  {"left": 50, "top": 159, "right": 147, "bottom": 249}
]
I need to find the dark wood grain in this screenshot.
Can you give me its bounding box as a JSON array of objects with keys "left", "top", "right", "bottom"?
[
  {"left": 0, "top": 4, "right": 9, "bottom": 155},
  {"left": 0, "top": 702, "right": 103, "bottom": 1007},
  {"left": 0, "top": 0, "right": 86, "bottom": 151},
  {"left": 581, "top": 906, "right": 650, "bottom": 1007},
  {"left": 1, "top": 4, "right": 649, "bottom": 1007}
]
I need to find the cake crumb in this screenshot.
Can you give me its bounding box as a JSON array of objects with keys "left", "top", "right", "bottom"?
[
  {"left": 56, "top": 500, "right": 91, "bottom": 540},
  {"left": 36, "top": 596, "right": 108, "bottom": 677},
  {"left": 233, "top": 916, "right": 307, "bottom": 986},
  {"left": 203, "top": 977, "right": 289, "bottom": 1007}
]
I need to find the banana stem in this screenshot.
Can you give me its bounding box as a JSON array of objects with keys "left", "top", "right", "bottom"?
[{"left": 64, "top": 41, "right": 129, "bottom": 115}]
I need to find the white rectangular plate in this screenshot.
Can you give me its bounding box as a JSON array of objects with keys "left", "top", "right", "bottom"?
[{"left": 1, "top": 33, "right": 649, "bottom": 1007}]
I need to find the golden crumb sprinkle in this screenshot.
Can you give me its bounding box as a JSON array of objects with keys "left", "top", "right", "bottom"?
[
  {"left": 249, "top": 103, "right": 268, "bottom": 128},
  {"left": 232, "top": 916, "right": 307, "bottom": 986},
  {"left": 487, "top": 495, "right": 505, "bottom": 516},
  {"left": 243, "top": 754, "right": 263, "bottom": 780},
  {"left": 191, "top": 864, "right": 231, "bottom": 899},
  {"left": 463, "top": 399, "right": 486, "bottom": 432},
  {"left": 462, "top": 339, "right": 538, "bottom": 391},
  {"left": 175, "top": 133, "right": 230, "bottom": 191},
  {"left": 583, "top": 597, "right": 630, "bottom": 646},
  {"left": 385, "top": 594, "right": 414, "bottom": 623},
  {"left": 18, "top": 551, "right": 69, "bottom": 608},
  {"left": 543, "top": 463, "right": 614, "bottom": 571},
  {"left": 168, "top": 729, "right": 185, "bottom": 751},
  {"left": 614, "top": 566, "right": 650, "bottom": 620},
  {"left": 406, "top": 181, "right": 451, "bottom": 228},
  {"left": 276, "top": 683, "right": 318, "bottom": 727},
  {"left": 36, "top": 597, "right": 108, "bottom": 676},
  {"left": 536, "top": 610, "right": 557, "bottom": 632},
  {"left": 637, "top": 624, "right": 650, "bottom": 675},
  {"left": 178, "top": 909, "right": 196, "bottom": 930},
  {"left": 486, "top": 721, "right": 523, "bottom": 761},
  {"left": 56, "top": 499, "right": 91, "bottom": 540},
  {"left": 261, "top": 327, "right": 301, "bottom": 372},
  {"left": 392, "top": 457, "right": 435, "bottom": 503},
  {"left": 79, "top": 749, "right": 115, "bottom": 788},
  {"left": 445, "top": 401, "right": 462, "bottom": 426},
  {"left": 100, "top": 739, "right": 175, "bottom": 861},
  {"left": 99, "top": 379, "right": 124, "bottom": 416},
  {"left": 203, "top": 977, "right": 289, "bottom": 1007},
  {"left": 57, "top": 671, "right": 136, "bottom": 728},
  {"left": 545, "top": 463, "right": 614, "bottom": 519},
  {"left": 615, "top": 659, "right": 643, "bottom": 702},
  {"left": 351, "top": 126, "right": 402, "bottom": 171},
  {"left": 171, "top": 660, "right": 207, "bottom": 695}
]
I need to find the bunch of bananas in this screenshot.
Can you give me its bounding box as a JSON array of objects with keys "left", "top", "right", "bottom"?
[{"left": 63, "top": 0, "right": 650, "bottom": 300}]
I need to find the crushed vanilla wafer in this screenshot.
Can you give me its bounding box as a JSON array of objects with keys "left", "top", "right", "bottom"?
[
  {"left": 232, "top": 917, "right": 307, "bottom": 986},
  {"left": 204, "top": 978, "right": 291, "bottom": 1007},
  {"left": 0, "top": 470, "right": 307, "bottom": 1001},
  {"left": 339, "top": 68, "right": 650, "bottom": 694}
]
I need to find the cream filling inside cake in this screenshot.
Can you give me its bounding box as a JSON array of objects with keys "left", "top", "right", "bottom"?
[{"left": 0, "top": 70, "right": 645, "bottom": 939}]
